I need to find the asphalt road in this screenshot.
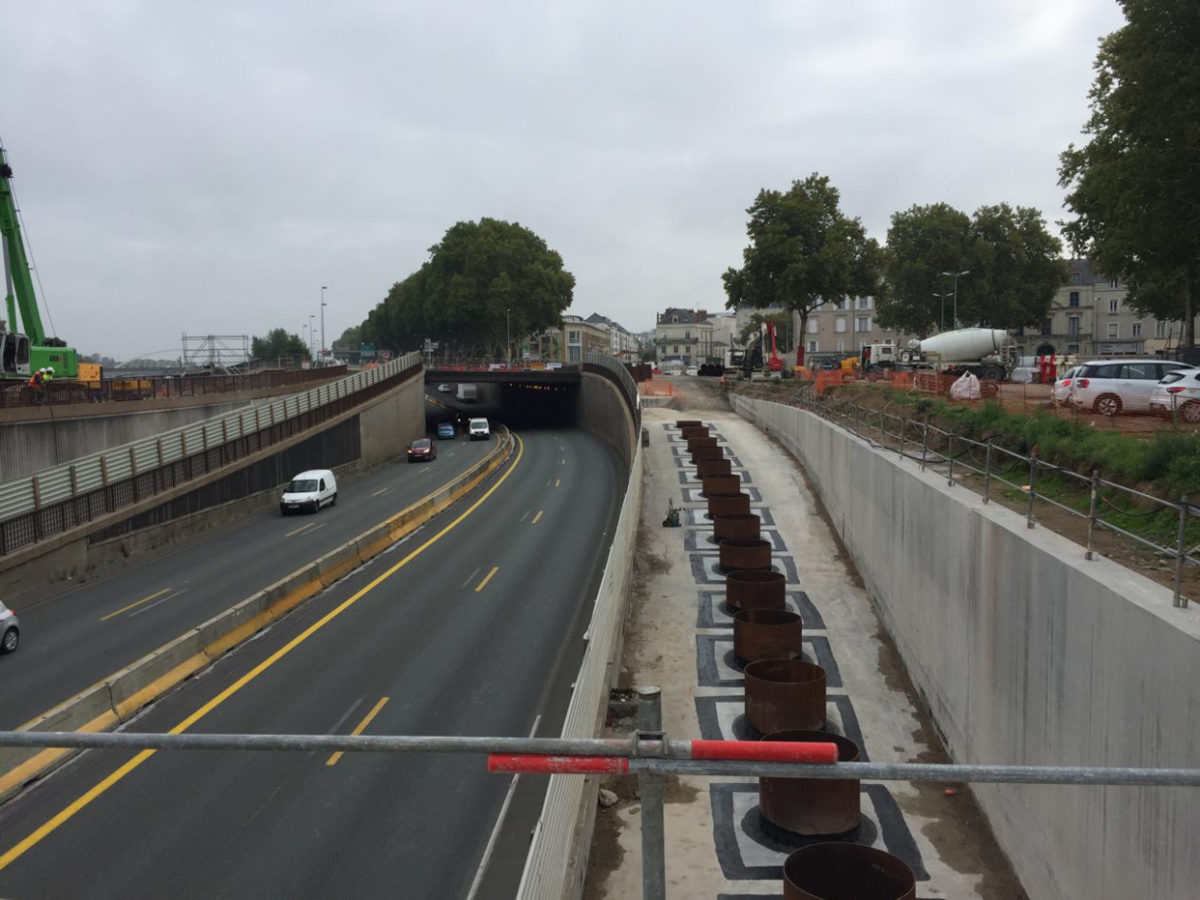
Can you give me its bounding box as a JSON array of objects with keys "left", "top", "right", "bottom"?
[
  {"left": 0, "top": 426, "right": 624, "bottom": 898},
  {"left": 0, "top": 427, "right": 493, "bottom": 730}
]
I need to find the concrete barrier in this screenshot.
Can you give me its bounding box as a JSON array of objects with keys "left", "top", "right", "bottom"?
[
  {"left": 733, "top": 394, "right": 1200, "bottom": 900},
  {"left": 107, "top": 631, "right": 209, "bottom": 720}
]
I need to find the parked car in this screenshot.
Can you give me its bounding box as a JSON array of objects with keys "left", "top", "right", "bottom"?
[
  {"left": 407, "top": 437, "right": 437, "bottom": 462},
  {"left": 280, "top": 469, "right": 338, "bottom": 514},
  {"left": 468, "top": 417, "right": 490, "bottom": 440},
  {"left": 1149, "top": 368, "right": 1200, "bottom": 422},
  {"left": 1052, "top": 365, "right": 1083, "bottom": 407},
  {"left": 437, "top": 420, "right": 456, "bottom": 439},
  {"left": 685, "top": 365, "right": 699, "bottom": 376},
  {"left": 1068, "top": 359, "right": 1195, "bottom": 416},
  {"left": 0, "top": 601, "right": 19, "bottom": 654}
]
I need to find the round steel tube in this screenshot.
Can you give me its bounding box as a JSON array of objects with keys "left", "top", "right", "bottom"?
[
  {"left": 733, "top": 608, "right": 802, "bottom": 662},
  {"left": 744, "top": 659, "right": 826, "bottom": 734},
  {"left": 713, "top": 513, "right": 760, "bottom": 543},
  {"left": 759, "top": 730, "right": 861, "bottom": 835},
  {"left": 783, "top": 843, "right": 915, "bottom": 900},
  {"left": 702, "top": 473, "right": 741, "bottom": 497},
  {"left": 707, "top": 492, "right": 750, "bottom": 518},
  {"left": 720, "top": 537, "right": 772, "bottom": 572},
  {"left": 726, "top": 570, "right": 785, "bottom": 611},
  {"left": 695, "top": 457, "right": 732, "bottom": 478}
]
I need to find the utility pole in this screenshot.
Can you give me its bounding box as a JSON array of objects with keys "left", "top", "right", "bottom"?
[
  {"left": 320, "top": 286, "right": 328, "bottom": 365},
  {"left": 941, "top": 271, "right": 970, "bottom": 328},
  {"left": 933, "top": 293, "right": 950, "bottom": 332},
  {"left": 506, "top": 307, "right": 511, "bottom": 367}
]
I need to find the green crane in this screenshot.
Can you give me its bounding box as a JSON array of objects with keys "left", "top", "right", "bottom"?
[{"left": 1, "top": 143, "right": 77, "bottom": 379}]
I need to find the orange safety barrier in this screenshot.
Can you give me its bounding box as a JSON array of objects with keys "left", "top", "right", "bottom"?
[
  {"left": 638, "top": 381, "right": 674, "bottom": 397},
  {"left": 891, "top": 371, "right": 913, "bottom": 389}
]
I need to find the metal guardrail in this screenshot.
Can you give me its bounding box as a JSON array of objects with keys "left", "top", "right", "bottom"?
[
  {"left": 0, "top": 352, "right": 422, "bottom": 557},
  {"left": 736, "top": 385, "right": 1199, "bottom": 607}
]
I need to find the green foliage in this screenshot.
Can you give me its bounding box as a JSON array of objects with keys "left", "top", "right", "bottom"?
[
  {"left": 251, "top": 328, "right": 308, "bottom": 361},
  {"left": 878, "top": 203, "right": 1063, "bottom": 335},
  {"left": 362, "top": 218, "right": 575, "bottom": 357},
  {"left": 723, "top": 174, "right": 883, "bottom": 359},
  {"left": 1058, "top": 0, "right": 1200, "bottom": 346}
]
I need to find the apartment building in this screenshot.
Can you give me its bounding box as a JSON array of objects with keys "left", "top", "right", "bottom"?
[
  {"left": 800, "top": 296, "right": 910, "bottom": 359},
  {"left": 654, "top": 308, "right": 714, "bottom": 368}
]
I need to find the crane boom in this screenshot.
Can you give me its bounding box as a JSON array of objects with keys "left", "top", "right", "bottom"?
[{"left": 0, "top": 144, "right": 76, "bottom": 378}]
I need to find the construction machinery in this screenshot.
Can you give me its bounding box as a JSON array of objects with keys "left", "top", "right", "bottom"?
[{"left": 1, "top": 143, "right": 78, "bottom": 379}]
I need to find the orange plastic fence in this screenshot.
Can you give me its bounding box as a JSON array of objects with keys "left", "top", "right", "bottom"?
[{"left": 638, "top": 381, "right": 674, "bottom": 397}]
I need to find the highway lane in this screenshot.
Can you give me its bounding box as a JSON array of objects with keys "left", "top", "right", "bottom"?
[
  {"left": 0, "top": 427, "right": 625, "bottom": 898},
  {"left": 0, "top": 427, "right": 494, "bottom": 730}
]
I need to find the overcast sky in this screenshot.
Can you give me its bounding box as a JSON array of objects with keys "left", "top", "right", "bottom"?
[{"left": 2, "top": 1, "right": 1126, "bottom": 361}]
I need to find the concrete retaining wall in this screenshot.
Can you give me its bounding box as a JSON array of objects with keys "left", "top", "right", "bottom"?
[
  {"left": 733, "top": 395, "right": 1200, "bottom": 900},
  {"left": 578, "top": 371, "right": 637, "bottom": 470},
  {"left": 357, "top": 375, "right": 426, "bottom": 465}
]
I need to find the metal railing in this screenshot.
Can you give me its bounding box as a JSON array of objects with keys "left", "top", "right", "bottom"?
[
  {"left": 0, "top": 352, "right": 422, "bottom": 557},
  {"left": 735, "top": 385, "right": 1198, "bottom": 607}
]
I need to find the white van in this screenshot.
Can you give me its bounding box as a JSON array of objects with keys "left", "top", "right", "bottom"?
[
  {"left": 468, "top": 418, "right": 490, "bottom": 441},
  {"left": 280, "top": 469, "right": 338, "bottom": 514}
]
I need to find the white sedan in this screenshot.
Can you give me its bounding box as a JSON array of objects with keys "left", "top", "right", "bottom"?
[{"left": 1149, "top": 368, "right": 1200, "bottom": 422}]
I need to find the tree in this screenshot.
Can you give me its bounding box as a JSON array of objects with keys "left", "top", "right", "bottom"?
[
  {"left": 879, "top": 203, "right": 1062, "bottom": 335},
  {"left": 362, "top": 218, "right": 575, "bottom": 359},
  {"left": 723, "top": 174, "right": 882, "bottom": 366},
  {"left": 1058, "top": 0, "right": 1200, "bottom": 348},
  {"left": 251, "top": 328, "right": 308, "bottom": 361}
]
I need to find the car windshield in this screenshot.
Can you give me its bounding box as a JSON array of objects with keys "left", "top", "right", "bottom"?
[
  {"left": 412, "top": 439, "right": 431, "bottom": 449},
  {"left": 288, "top": 479, "right": 318, "bottom": 492}
]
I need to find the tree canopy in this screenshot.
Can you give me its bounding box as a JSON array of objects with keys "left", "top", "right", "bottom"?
[
  {"left": 877, "top": 203, "right": 1063, "bottom": 336},
  {"left": 1058, "top": 0, "right": 1200, "bottom": 347},
  {"left": 362, "top": 218, "right": 575, "bottom": 359},
  {"left": 251, "top": 328, "right": 309, "bottom": 362},
  {"left": 723, "top": 174, "right": 882, "bottom": 365}
]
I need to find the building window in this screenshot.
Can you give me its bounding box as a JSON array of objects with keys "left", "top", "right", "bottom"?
[
  {"left": 856, "top": 296, "right": 871, "bottom": 310},
  {"left": 1069, "top": 291, "right": 1079, "bottom": 307},
  {"left": 855, "top": 315, "right": 871, "bottom": 332},
  {"left": 807, "top": 339, "right": 819, "bottom": 353},
  {"left": 807, "top": 319, "right": 819, "bottom": 334},
  {"left": 1067, "top": 316, "right": 1080, "bottom": 337},
  {"left": 1109, "top": 298, "right": 1119, "bottom": 313},
  {"left": 835, "top": 318, "right": 847, "bottom": 333},
  {"left": 1110, "top": 278, "right": 1119, "bottom": 288},
  {"left": 836, "top": 340, "right": 845, "bottom": 352},
  {"left": 1070, "top": 272, "right": 1081, "bottom": 285},
  {"left": 833, "top": 298, "right": 847, "bottom": 311},
  {"left": 1156, "top": 320, "right": 1168, "bottom": 338},
  {"left": 672, "top": 345, "right": 680, "bottom": 354},
  {"left": 1041, "top": 322, "right": 1052, "bottom": 336},
  {"left": 568, "top": 330, "right": 580, "bottom": 342},
  {"left": 1132, "top": 322, "right": 1142, "bottom": 337},
  {"left": 1107, "top": 322, "right": 1119, "bottom": 338},
  {"left": 1067, "top": 343, "right": 1079, "bottom": 354}
]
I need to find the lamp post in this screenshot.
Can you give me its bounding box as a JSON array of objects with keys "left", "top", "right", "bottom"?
[
  {"left": 940, "top": 270, "right": 970, "bottom": 328},
  {"left": 320, "top": 286, "right": 328, "bottom": 365},
  {"left": 308, "top": 314, "right": 315, "bottom": 361},
  {"left": 933, "top": 293, "right": 950, "bottom": 332},
  {"left": 506, "top": 307, "right": 511, "bottom": 368}
]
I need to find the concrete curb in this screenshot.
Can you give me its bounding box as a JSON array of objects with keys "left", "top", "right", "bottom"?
[{"left": 0, "top": 430, "right": 515, "bottom": 803}]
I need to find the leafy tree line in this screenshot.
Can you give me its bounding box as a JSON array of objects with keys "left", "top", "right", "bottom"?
[
  {"left": 361, "top": 218, "right": 574, "bottom": 359},
  {"left": 727, "top": 0, "right": 1198, "bottom": 353},
  {"left": 251, "top": 329, "right": 309, "bottom": 361}
]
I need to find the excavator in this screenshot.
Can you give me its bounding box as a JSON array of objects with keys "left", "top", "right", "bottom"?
[
  {"left": 1, "top": 143, "right": 78, "bottom": 379},
  {"left": 740, "top": 319, "right": 785, "bottom": 379}
]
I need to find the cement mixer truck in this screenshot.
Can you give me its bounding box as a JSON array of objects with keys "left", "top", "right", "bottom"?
[{"left": 862, "top": 328, "right": 1017, "bottom": 381}]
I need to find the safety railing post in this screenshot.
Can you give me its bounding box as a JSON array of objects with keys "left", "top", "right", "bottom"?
[
  {"left": 983, "top": 441, "right": 993, "bottom": 504},
  {"left": 1174, "top": 495, "right": 1189, "bottom": 609},
  {"left": 637, "top": 686, "right": 666, "bottom": 900},
  {"left": 947, "top": 432, "right": 955, "bottom": 486},
  {"left": 1026, "top": 447, "right": 1038, "bottom": 529},
  {"left": 1086, "top": 468, "right": 1100, "bottom": 560},
  {"left": 921, "top": 423, "right": 929, "bottom": 472}
]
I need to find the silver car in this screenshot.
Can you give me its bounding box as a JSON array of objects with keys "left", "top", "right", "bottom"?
[
  {"left": 1069, "top": 359, "right": 1194, "bottom": 416},
  {"left": 1052, "top": 366, "right": 1082, "bottom": 407},
  {"left": 1149, "top": 368, "right": 1200, "bottom": 422},
  {"left": 1, "top": 601, "right": 19, "bottom": 654}
]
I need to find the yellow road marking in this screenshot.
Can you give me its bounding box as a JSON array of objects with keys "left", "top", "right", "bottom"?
[
  {"left": 326, "top": 697, "right": 389, "bottom": 766},
  {"left": 0, "top": 433, "right": 527, "bottom": 873},
  {"left": 99, "top": 588, "right": 171, "bottom": 622},
  {"left": 286, "top": 522, "right": 316, "bottom": 538},
  {"left": 531, "top": 510, "right": 543, "bottom": 524},
  {"left": 475, "top": 567, "right": 499, "bottom": 592}
]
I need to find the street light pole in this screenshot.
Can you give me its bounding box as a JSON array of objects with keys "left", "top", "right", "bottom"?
[
  {"left": 933, "top": 293, "right": 950, "bottom": 332},
  {"left": 506, "top": 307, "right": 511, "bottom": 368},
  {"left": 940, "top": 270, "right": 970, "bottom": 329},
  {"left": 320, "top": 286, "right": 328, "bottom": 365},
  {"left": 308, "top": 314, "right": 315, "bottom": 361}
]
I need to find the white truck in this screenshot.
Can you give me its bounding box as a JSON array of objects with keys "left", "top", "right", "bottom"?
[
  {"left": 864, "top": 328, "right": 1016, "bottom": 381},
  {"left": 456, "top": 383, "right": 478, "bottom": 403}
]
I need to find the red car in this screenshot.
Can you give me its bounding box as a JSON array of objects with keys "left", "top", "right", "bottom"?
[{"left": 407, "top": 437, "right": 437, "bottom": 462}]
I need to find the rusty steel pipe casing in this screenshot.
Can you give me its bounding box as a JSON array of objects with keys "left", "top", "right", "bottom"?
[
  {"left": 744, "top": 659, "right": 827, "bottom": 734},
  {"left": 733, "top": 608, "right": 802, "bottom": 662},
  {"left": 783, "top": 843, "right": 915, "bottom": 900},
  {"left": 759, "top": 730, "right": 861, "bottom": 836},
  {"left": 695, "top": 457, "right": 732, "bottom": 478},
  {"left": 712, "top": 512, "right": 760, "bottom": 543},
  {"left": 686, "top": 435, "right": 719, "bottom": 453},
  {"left": 719, "top": 537, "right": 772, "bottom": 572},
  {"left": 702, "top": 474, "right": 741, "bottom": 498},
  {"left": 706, "top": 492, "right": 750, "bottom": 519},
  {"left": 725, "top": 570, "right": 786, "bottom": 611},
  {"left": 680, "top": 425, "right": 709, "bottom": 440},
  {"left": 675, "top": 419, "right": 702, "bottom": 429}
]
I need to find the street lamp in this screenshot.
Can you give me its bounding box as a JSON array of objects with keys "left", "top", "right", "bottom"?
[
  {"left": 933, "top": 293, "right": 950, "bottom": 332},
  {"left": 320, "top": 286, "right": 328, "bottom": 365},
  {"left": 940, "top": 270, "right": 970, "bottom": 328},
  {"left": 506, "top": 307, "right": 511, "bottom": 368},
  {"left": 308, "top": 314, "right": 315, "bottom": 361}
]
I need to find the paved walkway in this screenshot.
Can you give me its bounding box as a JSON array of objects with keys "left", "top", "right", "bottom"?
[{"left": 584, "top": 379, "right": 1027, "bottom": 899}]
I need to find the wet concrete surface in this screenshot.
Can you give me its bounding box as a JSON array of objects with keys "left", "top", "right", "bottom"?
[{"left": 584, "top": 375, "right": 1028, "bottom": 899}]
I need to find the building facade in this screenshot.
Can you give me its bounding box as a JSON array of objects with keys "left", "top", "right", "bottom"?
[
  {"left": 798, "top": 296, "right": 911, "bottom": 361},
  {"left": 654, "top": 308, "right": 715, "bottom": 368}
]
